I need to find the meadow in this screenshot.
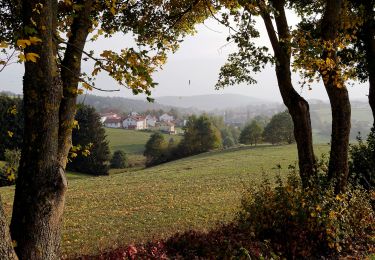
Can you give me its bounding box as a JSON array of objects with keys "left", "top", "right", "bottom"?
[
  {"left": 0, "top": 142, "right": 329, "bottom": 257},
  {"left": 105, "top": 128, "right": 182, "bottom": 167}
]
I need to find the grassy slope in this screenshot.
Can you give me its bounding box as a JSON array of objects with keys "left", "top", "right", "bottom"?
[
  {"left": 105, "top": 128, "right": 181, "bottom": 166},
  {"left": 105, "top": 128, "right": 181, "bottom": 154},
  {"left": 1, "top": 144, "right": 329, "bottom": 257}
]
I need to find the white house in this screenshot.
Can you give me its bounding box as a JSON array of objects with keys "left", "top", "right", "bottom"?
[
  {"left": 159, "top": 113, "right": 174, "bottom": 122},
  {"left": 157, "top": 122, "right": 175, "bottom": 134},
  {"left": 104, "top": 117, "right": 122, "bottom": 128},
  {"left": 122, "top": 116, "right": 147, "bottom": 130},
  {"left": 145, "top": 115, "right": 157, "bottom": 128}
]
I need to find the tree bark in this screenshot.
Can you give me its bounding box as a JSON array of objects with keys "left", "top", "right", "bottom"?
[
  {"left": 58, "top": 0, "right": 94, "bottom": 168},
  {"left": 0, "top": 197, "right": 17, "bottom": 260},
  {"left": 321, "top": 0, "right": 351, "bottom": 192},
  {"left": 10, "top": 0, "right": 67, "bottom": 259},
  {"left": 362, "top": 1, "right": 375, "bottom": 126},
  {"left": 259, "top": 0, "right": 316, "bottom": 187}
]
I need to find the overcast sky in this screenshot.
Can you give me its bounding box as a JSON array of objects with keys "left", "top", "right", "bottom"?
[{"left": 0, "top": 15, "right": 369, "bottom": 103}]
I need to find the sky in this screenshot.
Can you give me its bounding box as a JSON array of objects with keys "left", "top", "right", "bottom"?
[{"left": 0, "top": 15, "right": 369, "bottom": 103}]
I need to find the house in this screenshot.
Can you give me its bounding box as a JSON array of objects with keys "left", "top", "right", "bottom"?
[
  {"left": 100, "top": 112, "right": 119, "bottom": 124},
  {"left": 122, "top": 116, "right": 147, "bottom": 130},
  {"left": 145, "top": 115, "right": 157, "bottom": 128},
  {"left": 157, "top": 121, "right": 175, "bottom": 134},
  {"left": 159, "top": 113, "right": 174, "bottom": 122},
  {"left": 104, "top": 117, "right": 122, "bottom": 128}
]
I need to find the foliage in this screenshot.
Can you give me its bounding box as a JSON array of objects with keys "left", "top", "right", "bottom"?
[
  {"left": 67, "top": 105, "right": 110, "bottom": 175},
  {"left": 263, "top": 111, "right": 295, "bottom": 145},
  {"left": 349, "top": 128, "right": 375, "bottom": 190},
  {"left": 0, "top": 149, "right": 20, "bottom": 186},
  {"left": 110, "top": 150, "right": 128, "bottom": 169},
  {"left": 0, "top": 95, "right": 23, "bottom": 160},
  {"left": 144, "top": 132, "right": 168, "bottom": 166},
  {"left": 239, "top": 120, "right": 263, "bottom": 145},
  {"left": 238, "top": 171, "right": 375, "bottom": 258},
  {"left": 179, "top": 115, "right": 222, "bottom": 156}
]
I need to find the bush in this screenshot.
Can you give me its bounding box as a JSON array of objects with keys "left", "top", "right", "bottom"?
[
  {"left": 238, "top": 171, "right": 375, "bottom": 258},
  {"left": 110, "top": 150, "right": 128, "bottom": 169},
  {"left": 144, "top": 133, "right": 168, "bottom": 166},
  {"left": 0, "top": 149, "right": 21, "bottom": 186},
  {"left": 349, "top": 128, "right": 375, "bottom": 190}
]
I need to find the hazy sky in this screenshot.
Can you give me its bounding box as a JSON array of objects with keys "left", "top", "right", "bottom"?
[{"left": 0, "top": 16, "right": 369, "bottom": 103}]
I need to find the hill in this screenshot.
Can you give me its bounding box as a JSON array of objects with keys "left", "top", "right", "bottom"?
[
  {"left": 1, "top": 144, "right": 329, "bottom": 257},
  {"left": 155, "top": 94, "right": 274, "bottom": 111},
  {"left": 77, "top": 94, "right": 189, "bottom": 113}
]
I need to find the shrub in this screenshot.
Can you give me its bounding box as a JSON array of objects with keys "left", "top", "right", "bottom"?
[
  {"left": 349, "top": 128, "right": 375, "bottom": 190},
  {"left": 0, "top": 149, "right": 21, "bottom": 186},
  {"left": 110, "top": 150, "right": 128, "bottom": 169},
  {"left": 144, "top": 133, "right": 168, "bottom": 166},
  {"left": 238, "top": 172, "right": 375, "bottom": 258}
]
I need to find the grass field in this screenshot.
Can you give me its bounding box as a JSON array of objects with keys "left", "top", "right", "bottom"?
[
  {"left": 0, "top": 144, "right": 329, "bottom": 257},
  {"left": 105, "top": 128, "right": 182, "bottom": 167},
  {"left": 105, "top": 128, "right": 181, "bottom": 154}
]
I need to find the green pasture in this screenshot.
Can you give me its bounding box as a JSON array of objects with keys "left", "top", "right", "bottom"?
[{"left": 1, "top": 144, "right": 329, "bottom": 257}]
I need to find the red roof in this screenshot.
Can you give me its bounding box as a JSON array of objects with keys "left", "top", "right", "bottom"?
[{"left": 104, "top": 117, "right": 122, "bottom": 124}]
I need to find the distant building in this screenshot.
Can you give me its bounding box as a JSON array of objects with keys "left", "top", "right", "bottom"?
[
  {"left": 104, "top": 117, "right": 122, "bottom": 128},
  {"left": 156, "top": 122, "right": 175, "bottom": 134},
  {"left": 100, "top": 112, "right": 120, "bottom": 124},
  {"left": 159, "top": 113, "right": 174, "bottom": 122},
  {"left": 123, "top": 116, "right": 147, "bottom": 130},
  {"left": 145, "top": 115, "right": 157, "bottom": 128}
]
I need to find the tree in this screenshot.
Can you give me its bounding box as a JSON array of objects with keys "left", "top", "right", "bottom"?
[
  {"left": 67, "top": 105, "right": 110, "bottom": 175},
  {"left": 292, "top": 0, "right": 356, "bottom": 192},
  {"left": 239, "top": 120, "right": 263, "bottom": 146},
  {"left": 144, "top": 132, "right": 168, "bottom": 166},
  {"left": 263, "top": 111, "right": 294, "bottom": 145},
  {"left": 179, "top": 115, "right": 222, "bottom": 155},
  {"left": 0, "top": 0, "right": 211, "bottom": 258},
  {"left": 0, "top": 95, "right": 23, "bottom": 160},
  {"left": 215, "top": 0, "right": 316, "bottom": 187},
  {"left": 110, "top": 150, "right": 128, "bottom": 169}
]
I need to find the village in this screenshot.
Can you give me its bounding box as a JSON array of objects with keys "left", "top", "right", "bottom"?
[{"left": 100, "top": 112, "right": 185, "bottom": 134}]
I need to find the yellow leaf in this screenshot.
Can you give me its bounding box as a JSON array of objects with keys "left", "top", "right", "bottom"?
[
  {"left": 17, "top": 39, "right": 31, "bottom": 49},
  {"left": 25, "top": 53, "right": 40, "bottom": 62},
  {"left": 0, "top": 41, "right": 9, "bottom": 48},
  {"left": 82, "top": 82, "right": 93, "bottom": 90},
  {"left": 18, "top": 53, "right": 26, "bottom": 62},
  {"left": 7, "top": 131, "right": 13, "bottom": 137},
  {"left": 29, "top": 36, "right": 42, "bottom": 45}
]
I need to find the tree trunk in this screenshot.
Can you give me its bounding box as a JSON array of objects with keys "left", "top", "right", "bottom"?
[
  {"left": 10, "top": 0, "right": 67, "bottom": 259},
  {"left": 58, "top": 0, "right": 93, "bottom": 168},
  {"left": 259, "top": 0, "right": 316, "bottom": 187},
  {"left": 362, "top": 1, "right": 375, "bottom": 126},
  {"left": 321, "top": 0, "right": 351, "bottom": 192},
  {"left": 0, "top": 197, "right": 17, "bottom": 260}
]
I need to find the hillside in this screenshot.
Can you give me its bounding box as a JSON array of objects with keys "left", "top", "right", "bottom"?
[
  {"left": 155, "top": 94, "right": 273, "bottom": 111},
  {"left": 1, "top": 144, "right": 329, "bottom": 257}
]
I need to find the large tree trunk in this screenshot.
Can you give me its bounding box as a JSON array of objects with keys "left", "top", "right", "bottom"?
[
  {"left": 0, "top": 197, "right": 17, "bottom": 260},
  {"left": 321, "top": 0, "right": 351, "bottom": 192},
  {"left": 10, "top": 0, "right": 67, "bottom": 259},
  {"left": 259, "top": 0, "right": 316, "bottom": 187},
  {"left": 58, "top": 0, "right": 93, "bottom": 168},
  {"left": 362, "top": 1, "right": 375, "bottom": 125}
]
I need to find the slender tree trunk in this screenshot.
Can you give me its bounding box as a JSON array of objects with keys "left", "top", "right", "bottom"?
[
  {"left": 321, "top": 0, "right": 351, "bottom": 192},
  {"left": 0, "top": 197, "right": 17, "bottom": 260},
  {"left": 10, "top": 0, "right": 67, "bottom": 259},
  {"left": 58, "top": 0, "right": 93, "bottom": 168},
  {"left": 259, "top": 0, "right": 316, "bottom": 187}
]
